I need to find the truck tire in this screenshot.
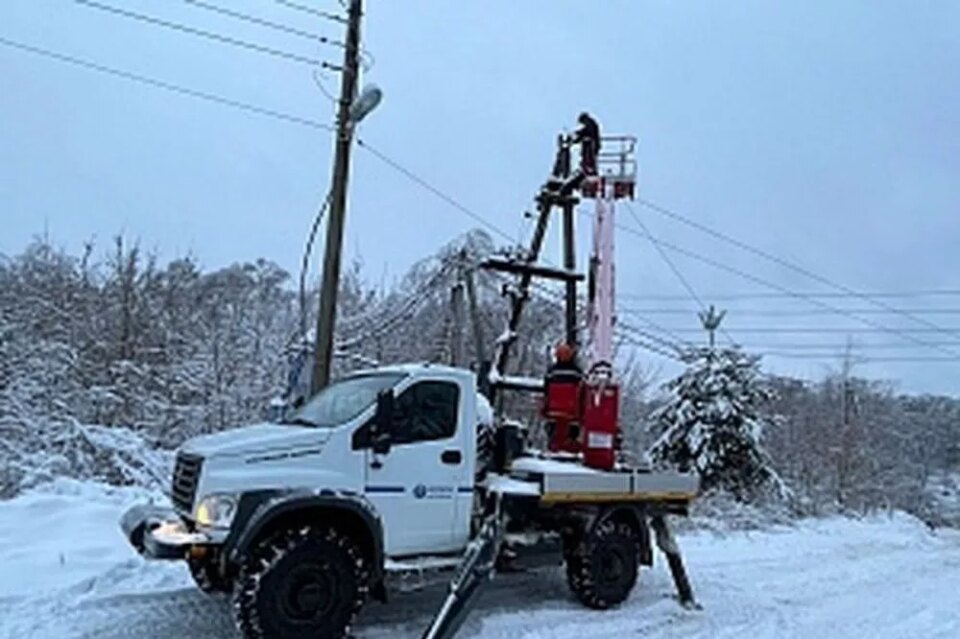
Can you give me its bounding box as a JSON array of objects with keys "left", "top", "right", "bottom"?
[
  {"left": 188, "top": 555, "right": 232, "bottom": 594},
  {"left": 232, "top": 525, "right": 368, "bottom": 639},
  {"left": 565, "top": 517, "right": 639, "bottom": 609}
]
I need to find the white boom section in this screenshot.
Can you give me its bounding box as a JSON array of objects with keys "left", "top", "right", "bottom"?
[{"left": 587, "top": 193, "right": 616, "bottom": 370}]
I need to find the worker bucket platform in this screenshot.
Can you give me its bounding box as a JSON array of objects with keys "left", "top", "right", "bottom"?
[{"left": 580, "top": 135, "right": 638, "bottom": 200}]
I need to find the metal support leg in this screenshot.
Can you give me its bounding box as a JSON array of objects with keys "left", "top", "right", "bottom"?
[
  {"left": 650, "top": 515, "right": 698, "bottom": 609},
  {"left": 422, "top": 500, "right": 506, "bottom": 639}
]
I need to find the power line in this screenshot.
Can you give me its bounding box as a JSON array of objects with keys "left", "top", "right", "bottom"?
[
  {"left": 650, "top": 327, "right": 960, "bottom": 334},
  {"left": 617, "top": 323, "right": 685, "bottom": 356},
  {"left": 612, "top": 218, "right": 960, "bottom": 361},
  {"left": 0, "top": 36, "right": 334, "bottom": 131},
  {"left": 183, "top": 0, "right": 346, "bottom": 47},
  {"left": 73, "top": 0, "right": 336, "bottom": 69},
  {"left": 299, "top": 190, "right": 333, "bottom": 336},
  {"left": 488, "top": 253, "right": 685, "bottom": 357},
  {"left": 336, "top": 262, "right": 455, "bottom": 351},
  {"left": 760, "top": 352, "right": 960, "bottom": 363},
  {"left": 730, "top": 342, "right": 960, "bottom": 350},
  {"left": 636, "top": 196, "right": 960, "bottom": 344},
  {"left": 621, "top": 290, "right": 960, "bottom": 301},
  {"left": 617, "top": 333, "right": 684, "bottom": 362},
  {"left": 261, "top": 0, "right": 373, "bottom": 71},
  {"left": 626, "top": 313, "right": 694, "bottom": 350},
  {"left": 312, "top": 69, "right": 339, "bottom": 105},
  {"left": 274, "top": 0, "right": 348, "bottom": 24},
  {"left": 621, "top": 201, "right": 735, "bottom": 346},
  {"left": 481, "top": 244, "right": 682, "bottom": 362},
  {"left": 354, "top": 137, "right": 517, "bottom": 244},
  {"left": 620, "top": 307, "right": 960, "bottom": 316},
  {"left": 623, "top": 203, "right": 706, "bottom": 312}
]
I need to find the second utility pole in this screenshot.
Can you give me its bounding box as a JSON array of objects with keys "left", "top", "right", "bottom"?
[{"left": 312, "top": 0, "right": 363, "bottom": 394}]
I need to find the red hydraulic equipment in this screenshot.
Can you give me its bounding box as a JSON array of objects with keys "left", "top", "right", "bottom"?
[
  {"left": 543, "top": 366, "right": 582, "bottom": 454},
  {"left": 582, "top": 380, "right": 619, "bottom": 470}
]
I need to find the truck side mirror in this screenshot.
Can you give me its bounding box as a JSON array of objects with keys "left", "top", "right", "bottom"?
[{"left": 371, "top": 389, "right": 394, "bottom": 456}]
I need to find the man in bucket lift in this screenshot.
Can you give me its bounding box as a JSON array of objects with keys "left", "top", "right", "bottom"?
[
  {"left": 558, "top": 112, "right": 601, "bottom": 195},
  {"left": 572, "top": 112, "right": 601, "bottom": 177}
]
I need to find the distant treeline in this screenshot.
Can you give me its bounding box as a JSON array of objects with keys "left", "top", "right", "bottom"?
[{"left": 1, "top": 232, "right": 958, "bottom": 524}]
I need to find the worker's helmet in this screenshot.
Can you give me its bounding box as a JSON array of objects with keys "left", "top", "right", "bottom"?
[
  {"left": 555, "top": 342, "right": 575, "bottom": 363},
  {"left": 578, "top": 112, "right": 591, "bottom": 124}
]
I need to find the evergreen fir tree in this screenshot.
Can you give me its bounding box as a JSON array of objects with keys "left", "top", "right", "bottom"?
[{"left": 648, "top": 339, "right": 785, "bottom": 502}]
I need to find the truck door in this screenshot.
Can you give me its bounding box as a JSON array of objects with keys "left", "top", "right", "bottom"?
[{"left": 360, "top": 380, "right": 467, "bottom": 556}]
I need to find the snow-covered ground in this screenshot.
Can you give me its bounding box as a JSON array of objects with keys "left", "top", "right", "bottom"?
[{"left": 1, "top": 481, "right": 958, "bottom": 639}]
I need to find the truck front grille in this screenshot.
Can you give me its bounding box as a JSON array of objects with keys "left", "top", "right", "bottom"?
[{"left": 171, "top": 452, "right": 203, "bottom": 515}]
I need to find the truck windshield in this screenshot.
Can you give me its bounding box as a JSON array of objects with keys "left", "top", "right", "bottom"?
[{"left": 284, "top": 373, "right": 405, "bottom": 428}]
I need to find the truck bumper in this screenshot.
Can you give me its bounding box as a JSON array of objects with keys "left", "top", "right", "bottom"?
[{"left": 120, "top": 503, "right": 220, "bottom": 560}]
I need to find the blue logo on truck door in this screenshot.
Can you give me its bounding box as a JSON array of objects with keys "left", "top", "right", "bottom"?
[{"left": 412, "top": 484, "right": 455, "bottom": 500}]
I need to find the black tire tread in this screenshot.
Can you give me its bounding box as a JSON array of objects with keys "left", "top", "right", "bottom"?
[
  {"left": 231, "top": 525, "right": 369, "bottom": 639},
  {"left": 565, "top": 518, "right": 640, "bottom": 610}
]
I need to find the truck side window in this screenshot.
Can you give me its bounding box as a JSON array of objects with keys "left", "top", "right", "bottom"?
[{"left": 391, "top": 381, "right": 459, "bottom": 445}]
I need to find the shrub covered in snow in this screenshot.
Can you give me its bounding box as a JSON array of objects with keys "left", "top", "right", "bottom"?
[
  {"left": 0, "top": 421, "right": 172, "bottom": 499},
  {"left": 648, "top": 345, "right": 787, "bottom": 503}
]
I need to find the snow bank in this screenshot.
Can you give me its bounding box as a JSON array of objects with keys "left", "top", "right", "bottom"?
[{"left": 0, "top": 479, "right": 183, "bottom": 600}]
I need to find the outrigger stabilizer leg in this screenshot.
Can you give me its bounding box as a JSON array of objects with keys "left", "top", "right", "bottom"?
[
  {"left": 421, "top": 498, "right": 506, "bottom": 639},
  {"left": 650, "top": 515, "right": 699, "bottom": 610}
]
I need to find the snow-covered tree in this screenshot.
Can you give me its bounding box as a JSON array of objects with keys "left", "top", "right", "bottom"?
[{"left": 648, "top": 344, "right": 785, "bottom": 502}]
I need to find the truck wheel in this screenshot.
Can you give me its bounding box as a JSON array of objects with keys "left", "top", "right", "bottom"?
[
  {"left": 565, "top": 518, "right": 639, "bottom": 609},
  {"left": 188, "top": 555, "right": 232, "bottom": 594},
  {"left": 232, "top": 526, "right": 368, "bottom": 639}
]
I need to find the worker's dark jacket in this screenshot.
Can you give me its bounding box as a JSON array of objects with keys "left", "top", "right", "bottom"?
[{"left": 573, "top": 117, "right": 601, "bottom": 174}]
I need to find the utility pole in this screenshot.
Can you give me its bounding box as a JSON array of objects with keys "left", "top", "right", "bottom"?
[
  {"left": 312, "top": 0, "right": 363, "bottom": 394},
  {"left": 449, "top": 261, "right": 466, "bottom": 367},
  {"left": 698, "top": 304, "right": 726, "bottom": 350},
  {"left": 836, "top": 340, "right": 856, "bottom": 506},
  {"left": 558, "top": 136, "right": 578, "bottom": 349},
  {"left": 463, "top": 255, "right": 486, "bottom": 365}
]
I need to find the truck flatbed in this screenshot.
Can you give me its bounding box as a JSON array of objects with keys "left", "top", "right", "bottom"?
[{"left": 490, "top": 455, "right": 699, "bottom": 505}]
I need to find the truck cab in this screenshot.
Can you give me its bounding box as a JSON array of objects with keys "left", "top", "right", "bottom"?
[{"left": 122, "top": 364, "right": 483, "bottom": 636}]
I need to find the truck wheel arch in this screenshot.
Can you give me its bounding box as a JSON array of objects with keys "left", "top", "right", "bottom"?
[
  {"left": 226, "top": 491, "right": 385, "bottom": 583},
  {"left": 595, "top": 505, "right": 653, "bottom": 567}
]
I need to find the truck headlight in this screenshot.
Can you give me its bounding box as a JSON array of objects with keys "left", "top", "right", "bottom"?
[{"left": 194, "top": 494, "right": 238, "bottom": 529}]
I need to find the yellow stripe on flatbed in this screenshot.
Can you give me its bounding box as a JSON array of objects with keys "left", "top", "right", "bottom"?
[{"left": 540, "top": 491, "right": 697, "bottom": 504}]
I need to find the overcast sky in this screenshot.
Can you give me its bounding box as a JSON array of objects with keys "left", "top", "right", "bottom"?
[{"left": 2, "top": 1, "right": 959, "bottom": 394}]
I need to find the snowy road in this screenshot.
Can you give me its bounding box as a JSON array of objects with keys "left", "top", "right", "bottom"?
[{"left": 1, "top": 480, "right": 958, "bottom": 639}]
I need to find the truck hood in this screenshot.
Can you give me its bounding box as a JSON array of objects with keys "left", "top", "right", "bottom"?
[{"left": 182, "top": 422, "right": 332, "bottom": 459}]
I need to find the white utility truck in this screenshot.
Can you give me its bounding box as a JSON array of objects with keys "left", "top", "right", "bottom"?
[{"left": 121, "top": 363, "right": 698, "bottom": 639}]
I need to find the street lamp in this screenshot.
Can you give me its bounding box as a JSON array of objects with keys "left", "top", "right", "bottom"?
[{"left": 349, "top": 83, "right": 383, "bottom": 124}]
